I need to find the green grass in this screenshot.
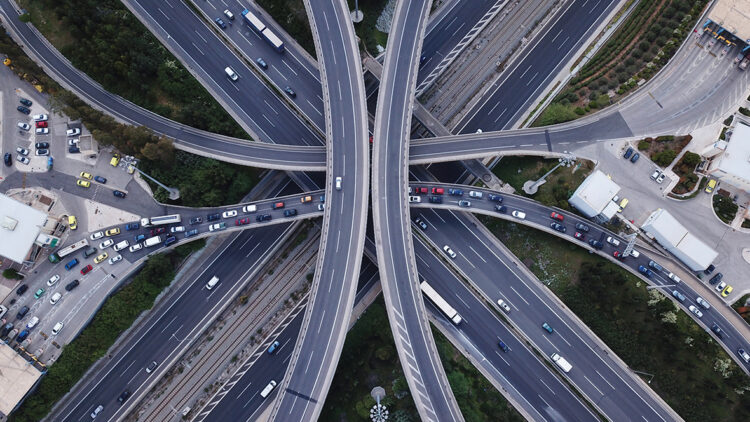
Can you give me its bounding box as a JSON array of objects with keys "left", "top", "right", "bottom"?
[
  {"left": 478, "top": 217, "right": 750, "bottom": 421},
  {"left": 492, "top": 156, "right": 594, "bottom": 211},
  {"left": 346, "top": 0, "right": 391, "bottom": 55}
]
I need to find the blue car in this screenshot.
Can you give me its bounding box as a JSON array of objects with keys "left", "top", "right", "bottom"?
[
  {"left": 623, "top": 147, "right": 633, "bottom": 159},
  {"left": 448, "top": 188, "right": 463, "bottom": 196},
  {"left": 16, "top": 329, "right": 30, "bottom": 342},
  {"left": 164, "top": 236, "right": 177, "bottom": 247},
  {"left": 185, "top": 229, "right": 199, "bottom": 238},
  {"left": 267, "top": 340, "right": 280, "bottom": 354},
  {"left": 125, "top": 222, "right": 140, "bottom": 231},
  {"left": 215, "top": 17, "right": 227, "bottom": 29},
  {"left": 65, "top": 258, "right": 79, "bottom": 270},
  {"left": 94, "top": 175, "right": 107, "bottom": 184},
  {"left": 488, "top": 194, "right": 503, "bottom": 203},
  {"left": 638, "top": 265, "right": 654, "bottom": 278},
  {"left": 134, "top": 234, "right": 146, "bottom": 243},
  {"left": 630, "top": 152, "right": 640, "bottom": 163},
  {"left": 428, "top": 196, "right": 442, "bottom": 204}
]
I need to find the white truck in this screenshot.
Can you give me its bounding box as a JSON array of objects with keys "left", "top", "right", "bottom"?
[
  {"left": 260, "top": 380, "right": 277, "bottom": 398},
  {"left": 143, "top": 235, "right": 162, "bottom": 248},
  {"left": 551, "top": 353, "right": 572, "bottom": 373}
]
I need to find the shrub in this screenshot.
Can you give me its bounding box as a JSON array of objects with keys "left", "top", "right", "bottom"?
[
  {"left": 739, "top": 107, "right": 750, "bottom": 117},
  {"left": 653, "top": 149, "right": 677, "bottom": 166},
  {"left": 574, "top": 107, "right": 585, "bottom": 115},
  {"left": 638, "top": 140, "right": 651, "bottom": 150},
  {"left": 2, "top": 268, "right": 23, "bottom": 280},
  {"left": 713, "top": 195, "right": 738, "bottom": 224},
  {"left": 682, "top": 151, "right": 701, "bottom": 167},
  {"left": 723, "top": 115, "right": 733, "bottom": 126},
  {"left": 535, "top": 103, "right": 578, "bottom": 126}
]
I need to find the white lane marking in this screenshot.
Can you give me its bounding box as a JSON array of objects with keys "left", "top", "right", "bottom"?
[{"left": 509, "top": 285, "right": 529, "bottom": 305}]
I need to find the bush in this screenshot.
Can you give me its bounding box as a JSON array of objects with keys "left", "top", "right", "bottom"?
[
  {"left": 653, "top": 149, "right": 677, "bottom": 166},
  {"left": 638, "top": 140, "right": 651, "bottom": 150},
  {"left": 739, "top": 107, "right": 750, "bottom": 117},
  {"left": 681, "top": 151, "right": 701, "bottom": 167},
  {"left": 2, "top": 268, "right": 23, "bottom": 280},
  {"left": 723, "top": 115, "right": 733, "bottom": 126},
  {"left": 713, "top": 195, "right": 738, "bottom": 224}
]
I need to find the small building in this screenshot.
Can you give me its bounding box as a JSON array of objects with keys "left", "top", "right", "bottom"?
[
  {"left": 0, "top": 194, "right": 49, "bottom": 264},
  {"left": 568, "top": 170, "right": 621, "bottom": 221},
  {"left": 706, "top": 122, "right": 750, "bottom": 193},
  {"left": 641, "top": 209, "right": 718, "bottom": 271},
  {"left": 0, "top": 342, "right": 45, "bottom": 417}
]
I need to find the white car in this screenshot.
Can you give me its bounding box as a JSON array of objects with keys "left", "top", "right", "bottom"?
[
  {"left": 17, "top": 122, "right": 30, "bottom": 131},
  {"left": 50, "top": 292, "right": 62, "bottom": 305},
  {"left": 170, "top": 226, "right": 186, "bottom": 233},
  {"left": 605, "top": 236, "right": 620, "bottom": 246},
  {"left": 66, "top": 128, "right": 81, "bottom": 137},
  {"left": 35, "top": 128, "right": 49, "bottom": 135},
  {"left": 35, "top": 148, "right": 49, "bottom": 156},
  {"left": 99, "top": 239, "right": 115, "bottom": 249},
  {"left": 497, "top": 299, "right": 511, "bottom": 313},
  {"left": 26, "top": 316, "right": 40, "bottom": 329},
  {"left": 511, "top": 210, "right": 526, "bottom": 219},
  {"left": 443, "top": 245, "right": 457, "bottom": 259},
  {"left": 696, "top": 296, "right": 711, "bottom": 310},
  {"left": 222, "top": 210, "right": 238, "bottom": 218},
  {"left": 108, "top": 254, "right": 123, "bottom": 264},
  {"left": 688, "top": 305, "right": 703, "bottom": 318},
  {"left": 469, "top": 191, "right": 483, "bottom": 199},
  {"left": 650, "top": 170, "right": 661, "bottom": 180},
  {"left": 242, "top": 204, "right": 257, "bottom": 213},
  {"left": 16, "top": 147, "right": 29, "bottom": 156},
  {"left": 51, "top": 322, "right": 64, "bottom": 335},
  {"left": 47, "top": 274, "right": 60, "bottom": 286},
  {"left": 129, "top": 243, "right": 143, "bottom": 253},
  {"left": 335, "top": 176, "right": 342, "bottom": 190},
  {"left": 667, "top": 272, "right": 681, "bottom": 283},
  {"left": 16, "top": 155, "right": 30, "bottom": 165},
  {"left": 656, "top": 173, "right": 666, "bottom": 184},
  {"left": 32, "top": 114, "right": 48, "bottom": 121},
  {"left": 68, "top": 138, "right": 80, "bottom": 146},
  {"left": 223, "top": 9, "right": 234, "bottom": 19},
  {"left": 715, "top": 281, "right": 727, "bottom": 292},
  {"left": 408, "top": 196, "right": 421, "bottom": 203},
  {"left": 90, "top": 231, "right": 104, "bottom": 240}
]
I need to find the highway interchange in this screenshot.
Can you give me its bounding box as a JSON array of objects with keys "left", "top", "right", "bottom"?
[{"left": 1, "top": 0, "right": 749, "bottom": 421}]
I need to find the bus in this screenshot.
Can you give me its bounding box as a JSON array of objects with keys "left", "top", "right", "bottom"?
[
  {"left": 241, "top": 9, "right": 266, "bottom": 33},
  {"left": 49, "top": 239, "right": 89, "bottom": 263},
  {"left": 140, "top": 214, "right": 181, "bottom": 228},
  {"left": 419, "top": 280, "right": 462, "bottom": 325},
  {"left": 261, "top": 28, "right": 285, "bottom": 53}
]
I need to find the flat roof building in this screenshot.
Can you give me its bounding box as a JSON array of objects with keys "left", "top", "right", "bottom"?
[
  {"left": 0, "top": 342, "right": 45, "bottom": 417},
  {"left": 707, "top": 122, "right": 750, "bottom": 193},
  {"left": 641, "top": 209, "right": 718, "bottom": 271},
  {"left": 707, "top": 0, "right": 750, "bottom": 45},
  {"left": 0, "top": 194, "right": 49, "bottom": 264},
  {"left": 568, "top": 170, "right": 621, "bottom": 221}
]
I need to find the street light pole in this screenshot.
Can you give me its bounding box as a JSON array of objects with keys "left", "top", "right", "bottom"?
[
  {"left": 631, "top": 369, "right": 655, "bottom": 384},
  {"left": 131, "top": 166, "right": 180, "bottom": 200},
  {"left": 646, "top": 284, "right": 677, "bottom": 290},
  {"left": 523, "top": 152, "right": 576, "bottom": 195}
]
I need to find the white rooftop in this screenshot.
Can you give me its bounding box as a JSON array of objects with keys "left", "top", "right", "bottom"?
[
  {"left": 0, "top": 342, "right": 44, "bottom": 416},
  {"left": 0, "top": 194, "right": 48, "bottom": 263},
  {"left": 708, "top": 0, "right": 750, "bottom": 42},
  {"left": 568, "top": 170, "right": 621, "bottom": 217},
  {"left": 714, "top": 122, "right": 750, "bottom": 181}
]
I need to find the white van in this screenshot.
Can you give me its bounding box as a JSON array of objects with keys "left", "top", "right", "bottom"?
[
  {"left": 551, "top": 353, "right": 572, "bottom": 373},
  {"left": 260, "top": 380, "right": 277, "bottom": 398},
  {"left": 242, "top": 204, "right": 257, "bottom": 213},
  {"left": 113, "top": 240, "right": 130, "bottom": 252},
  {"left": 225, "top": 66, "right": 238, "bottom": 81},
  {"left": 0, "top": 305, "right": 7, "bottom": 320},
  {"left": 206, "top": 276, "right": 220, "bottom": 290}
]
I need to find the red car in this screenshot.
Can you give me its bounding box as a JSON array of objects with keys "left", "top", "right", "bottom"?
[
  {"left": 150, "top": 227, "right": 166, "bottom": 236},
  {"left": 574, "top": 232, "right": 585, "bottom": 240},
  {"left": 272, "top": 202, "right": 285, "bottom": 209},
  {"left": 35, "top": 121, "right": 48, "bottom": 128},
  {"left": 431, "top": 187, "right": 444, "bottom": 195},
  {"left": 550, "top": 212, "right": 564, "bottom": 221},
  {"left": 613, "top": 251, "right": 624, "bottom": 259},
  {"left": 80, "top": 264, "right": 93, "bottom": 275},
  {"left": 236, "top": 218, "right": 250, "bottom": 226},
  {"left": 414, "top": 187, "right": 427, "bottom": 194}
]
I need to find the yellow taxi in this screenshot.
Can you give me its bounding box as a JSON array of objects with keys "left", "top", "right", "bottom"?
[
  {"left": 76, "top": 179, "right": 91, "bottom": 188},
  {"left": 79, "top": 171, "right": 93, "bottom": 180},
  {"left": 722, "top": 285, "right": 733, "bottom": 298},
  {"left": 301, "top": 195, "right": 312, "bottom": 203},
  {"left": 105, "top": 228, "right": 121, "bottom": 236},
  {"left": 94, "top": 252, "right": 108, "bottom": 264},
  {"left": 110, "top": 154, "right": 120, "bottom": 167},
  {"left": 618, "top": 198, "right": 629, "bottom": 212},
  {"left": 127, "top": 164, "right": 135, "bottom": 174},
  {"left": 68, "top": 215, "right": 78, "bottom": 230},
  {"left": 705, "top": 179, "right": 717, "bottom": 193}
]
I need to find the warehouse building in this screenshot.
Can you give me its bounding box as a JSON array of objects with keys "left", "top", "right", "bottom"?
[
  {"left": 641, "top": 209, "right": 718, "bottom": 271},
  {"left": 0, "top": 193, "right": 50, "bottom": 264},
  {"left": 568, "top": 170, "right": 621, "bottom": 222}
]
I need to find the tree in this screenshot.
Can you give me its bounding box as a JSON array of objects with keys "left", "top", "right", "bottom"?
[
  {"left": 2, "top": 268, "right": 22, "bottom": 280},
  {"left": 653, "top": 149, "right": 677, "bottom": 166},
  {"left": 681, "top": 151, "right": 701, "bottom": 167}
]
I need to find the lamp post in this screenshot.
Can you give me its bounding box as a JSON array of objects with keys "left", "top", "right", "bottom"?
[
  {"left": 523, "top": 152, "right": 576, "bottom": 195},
  {"left": 646, "top": 284, "right": 677, "bottom": 290},
  {"left": 631, "top": 369, "right": 655, "bottom": 384},
  {"left": 369, "top": 386, "right": 388, "bottom": 421},
  {"left": 351, "top": 0, "right": 363, "bottom": 23},
  {"left": 131, "top": 166, "right": 180, "bottom": 200}
]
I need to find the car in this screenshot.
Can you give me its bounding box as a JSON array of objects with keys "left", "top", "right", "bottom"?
[
  {"left": 284, "top": 86, "right": 296, "bottom": 98},
  {"left": 164, "top": 236, "right": 177, "bottom": 247},
  {"left": 222, "top": 210, "right": 238, "bottom": 218},
  {"left": 414, "top": 217, "right": 427, "bottom": 231},
  {"left": 650, "top": 170, "right": 661, "bottom": 180},
  {"left": 408, "top": 196, "right": 421, "bottom": 203},
  {"left": 498, "top": 340, "right": 510, "bottom": 353},
  {"left": 146, "top": 361, "right": 158, "bottom": 373},
  {"left": 671, "top": 290, "right": 686, "bottom": 302},
  {"left": 50, "top": 292, "right": 62, "bottom": 305},
  {"left": 17, "top": 122, "right": 30, "bottom": 131},
  {"left": 335, "top": 176, "right": 342, "bottom": 190},
  {"left": 715, "top": 281, "right": 727, "bottom": 293},
  {"left": 320, "top": 195, "right": 326, "bottom": 203},
  {"left": 185, "top": 229, "right": 199, "bottom": 238},
  {"left": 711, "top": 324, "right": 723, "bottom": 338},
  {"left": 256, "top": 57, "right": 268, "bottom": 69},
  {"left": 209, "top": 222, "right": 227, "bottom": 232},
  {"left": 648, "top": 260, "right": 663, "bottom": 272},
  {"left": 80, "top": 264, "right": 93, "bottom": 275},
  {"left": 443, "top": 245, "right": 457, "bottom": 259},
  {"left": 91, "top": 405, "right": 104, "bottom": 419},
  {"left": 68, "top": 215, "right": 78, "bottom": 230},
  {"left": 705, "top": 179, "right": 717, "bottom": 193},
  {"left": 16, "top": 155, "right": 30, "bottom": 165},
  {"left": 189, "top": 217, "right": 203, "bottom": 225},
  {"left": 34, "top": 288, "right": 45, "bottom": 299},
  {"left": 709, "top": 272, "right": 723, "bottom": 285},
  {"left": 134, "top": 234, "right": 146, "bottom": 243},
  {"left": 170, "top": 226, "right": 186, "bottom": 233},
  {"left": 17, "top": 105, "right": 30, "bottom": 114},
  {"left": 236, "top": 218, "right": 250, "bottom": 226},
  {"left": 613, "top": 251, "right": 624, "bottom": 259},
  {"left": 284, "top": 209, "right": 298, "bottom": 217},
  {"left": 468, "top": 190, "right": 483, "bottom": 199},
  {"left": 458, "top": 200, "right": 471, "bottom": 207},
  {"left": 65, "top": 280, "right": 80, "bottom": 291},
  {"left": 52, "top": 322, "right": 64, "bottom": 335},
  {"left": 696, "top": 296, "right": 710, "bottom": 310},
  {"left": 112, "top": 190, "right": 127, "bottom": 198},
  {"left": 223, "top": 9, "right": 234, "bottom": 19},
  {"left": 271, "top": 202, "right": 286, "bottom": 210},
  {"left": 94, "top": 253, "right": 108, "bottom": 264},
  {"left": 99, "top": 239, "right": 115, "bottom": 249},
  {"left": 511, "top": 210, "right": 526, "bottom": 219},
  {"left": 32, "top": 113, "right": 47, "bottom": 121},
  {"left": 3, "top": 153, "right": 11, "bottom": 166},
  {"left": 68, "top": 138, "right": 80, "bottom": 147},
  {"left": 688, "top": 305, "right": 703, "bottom": 318},
  {"left": 16, "top": 329, "right": 30, "bottom": 342},
  {"left": 605, "top": 236, "right": 620, "bottom": 246},
  {"left": 667, "top": 272, "right": 682, "bottom": 283},
  {"left": 118, "top": 390, "right": 131, "bottom": 404},
  {"left": 574, "top": 232, "right": 585, "bottom": 240},
  {"left": 495, "top": 205, "right": 507, "bottom": 213},
  {"left": 77, "top": 179, "right": 91, "bottom": 188},
  {"left": 65, "top": 258, "right": 79, "bottom": 270},
  {"left": 125, "top": 222, "right": 140, "bottom": 231},
  {"left": 429, "top": 196, "right": 442, "bottom": 204},
  {"left": 550, "top": 222, "right": 566, "bottom": 233},
  {"left": 19, "top": 98, "right": 32, "bottom": 107},
  {"left": 497, "top": 299, "right": 511, "bottom": 313},
  {"left": 129, "top": 243, "right": 143, "bottom": 253},
  {"left": 68, "top": 145, "right": 80, "bottom": 154},
  {"left": 16, "top": 147, "right": 29, "bottom": 156},
  {"left": 110, "top": 154, "right": 120, "bottom": 167},
  {"left": 703, "top": 264, "right": 715, "bottom": 275},
  {"left": 542, "top": 322, "right": 554, "bottom": 334},
  {"left": 256, "top": 214, "right": 272, "bottom": 222},
  {"left": 656, "top": 173, "right": 665, "bottom": 184},
  {"left": 488, "top": 193, "right": 503, "bottom": 202},
  {"left": 738, "top": 348, "right": 750, "bottom": 364},
  {"left": 47, "top": 274, "right": 60, "bottom": 286},
  {"left": 16, "top": 284, "right": 28, "bottom": 295},
  {"left": 207, "top": 213, "right": 220, "bottom": 222},
  {"left": 301, "top": 195, "right": 312, "bottom": 203},
  {"left": 104, "top": 228, "right": 120, "bottom": 237},
  {"left": 317, "top": 203, "right": 324, "bottom": 211},
  {"left": 550, "top": 212, "right": 564, "bottom": 221},
  {"left": 721, "top": 285, "right": 733, "bottom": 297},
  {"left": 35, "top": 120, "right": 48, "bottom": 128},
  {"left": 448, "top": 188, "right": 463, "bottom": 196},
  {"left": 618, "top": 198, "right": 628, "bottom": 211},
  {"left": 268, "top": 341, "right": 280, "bottom": 354},
  {"left": 623, "top": 146, "right": 634, "bottom": 159},
  {"left": 26, "top": 316, "right": 40, "bottom": 329},
  {"left": 66, "top": 128, "right": 81, "bottom": 137},
  {"left": 431, "top": 187, "right": 444, "bottom": 195},
  {"left": 35, "top": 142, "right": 49, "bottom": 149},
  {"left": 79, "top": 171, "right": 93, "bottom": 180},
  {"left": 35, "top": 147, "right": 49, "bottom": 154},
  {"left": 630, "top": 152, "right": 640, "bottom": 163},
  {"left": 638, "top": 265, "right": 653, "bottom": 278},
  {"left": 16, "top": 306, "right": 30, "bottom": 319},
  {"left": 215, "top": 17, "right": 227, "bottom": 28},
  {"left": 150, "top": 227, "right": 166, "bottom": 236}
]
